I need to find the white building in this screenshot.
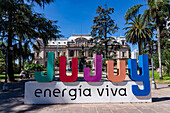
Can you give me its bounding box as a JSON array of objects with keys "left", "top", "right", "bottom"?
[
  {"left": 33, "top": 34, "right": 130, "bottom": 68},
  {"left": 131, "top": 49, "right": 139, "bottom": 59}
]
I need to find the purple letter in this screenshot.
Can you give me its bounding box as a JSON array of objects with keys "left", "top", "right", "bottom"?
[{"left": 84, "top": 55, "right": 102, "bottom": 82}]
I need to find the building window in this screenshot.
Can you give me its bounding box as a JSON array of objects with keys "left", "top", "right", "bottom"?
[
  {"left": 58, "top": 52, "right": 60, "bottom": 56},
  {"left": 53, "top": 42, "right": 55, "bottom": 44},
  {"left": 122, "top": 40, "right": 125, "bottom": 45},
  {"left": 122, "top": 52, "right": 125, "bottom": 57},
  {"left": 64, "top": 52, "right": 66, "bottom": 55},
  {"left": 70, "top": 61, "right": 72, "bottom": 68},
  {"left": 58, "top": 42, "right": 60, "bottom": 44},
  {"left": 37, "top": 52, "right": 39, "bottom": 57},
  {"left": 70, "top": 50, "right": 74, "bottom": 57}
]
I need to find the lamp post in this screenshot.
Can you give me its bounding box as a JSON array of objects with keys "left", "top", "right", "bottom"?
[{"left": 146, "top": 42, "right": 157, "bottom": 89}]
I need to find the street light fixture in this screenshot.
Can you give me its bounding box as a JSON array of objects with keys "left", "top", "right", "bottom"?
[{"left": 146, "top": 41, "right": 157, "bottom": 89}]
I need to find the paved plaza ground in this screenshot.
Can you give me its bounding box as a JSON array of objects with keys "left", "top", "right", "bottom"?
[{"left": 0, "top": 79, "right": 170, "bottom": 113}]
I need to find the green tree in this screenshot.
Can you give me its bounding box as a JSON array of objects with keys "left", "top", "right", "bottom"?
[
  {"left": 153, "top": 37, "right": 170, "bottom": 75},
  {"left": 124, "top": 0, "right": 170, "bottom": 79},
  {"left": 123, "top": 14, "right": 153, "bottom": 55},
  {"left": 0, "top": 0, "right": 60, "bottom": 81},
  {"left": 13, "top": 42, "right": 34, "bottom": 71},
  {"left": 90, "top": 4, "right": 119, "bottom": 58}
]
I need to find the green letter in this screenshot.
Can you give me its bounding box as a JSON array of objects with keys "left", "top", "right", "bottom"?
[{"left": 35, "top": 52, "right": 54, "bottom": 82}]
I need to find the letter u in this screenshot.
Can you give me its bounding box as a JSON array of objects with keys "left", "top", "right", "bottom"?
[
  {"left": 59, "top": 56, "right": 78, "bottom": 82},
  {"left": 84, "top": 55, "right": 102, "bottom": 82},
  {"left": 106, "top": 60, "right": 126, "bottom": 82}
]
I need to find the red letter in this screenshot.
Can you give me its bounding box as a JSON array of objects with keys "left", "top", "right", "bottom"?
[{"left": 59, "top": 56, "right": 78, "bottom": 82}]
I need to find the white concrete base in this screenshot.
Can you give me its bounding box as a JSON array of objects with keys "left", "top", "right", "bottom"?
[{"left": 24, "top": 81, "right": 151, "bottom": 104}]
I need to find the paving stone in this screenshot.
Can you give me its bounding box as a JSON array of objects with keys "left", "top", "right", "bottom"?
[
  {"left": 126, "top": 109, "right": 141, "bottom": 113},
  {"left": 111, "top": 109, "right": 127, "bottom": 113},
  {"left": 82, "top": 108, "right": 97, "bottom": 113},
  {"left": 138, "top": 109, "right": 156, "bottom": 113},
  {"left": 0, "top": 80, "right": 170, "bottom": 113}
]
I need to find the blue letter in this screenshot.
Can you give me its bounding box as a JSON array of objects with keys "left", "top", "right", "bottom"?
[
  {"left": 128, "top": 55, "right": 150, "bottom": 96},
  {"left": 35, "top": 52, "right": 54, "bottom": 82}
]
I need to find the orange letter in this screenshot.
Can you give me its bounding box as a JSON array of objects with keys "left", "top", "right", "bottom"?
[{"left": 106, "top": 60, "right": 126, "bottom": 82}]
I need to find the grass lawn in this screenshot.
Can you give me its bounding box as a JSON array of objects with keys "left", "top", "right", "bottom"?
[
  {"left": 149, "top": 70, "right": 170, "bottom": 84},
  {"left": 0, "top": 74, "right": 20, "bottom": 81}
]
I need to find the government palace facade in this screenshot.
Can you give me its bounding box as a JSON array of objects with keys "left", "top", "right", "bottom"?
[{"left": 33, "top": 34, "right": 130, "bottom": 69}]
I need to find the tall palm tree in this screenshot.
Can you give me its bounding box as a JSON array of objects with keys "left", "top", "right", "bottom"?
[
  {"left": 124, "top": 0, "right": 170, "bottom": 79},
  {"left": 124, "top": 14, "right": 153, "bottom": 55}
]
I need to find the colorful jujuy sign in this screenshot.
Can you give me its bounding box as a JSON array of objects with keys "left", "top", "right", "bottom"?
[{"left": 24, "top": 52, "right": 151, "bottom": 104}]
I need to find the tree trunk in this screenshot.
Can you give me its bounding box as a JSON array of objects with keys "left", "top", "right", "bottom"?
[
  {"left": 19, "top": 38, "right": 22, "bottom": 73},
  {"left": 23, "top": 57, "right": 25, "bottom": 69},
  {"left": 155, "top": 8, "right": 163, "bottom": 80},
  {"left": 8, "top": 10, "right": 14, "bottom": 81},
  {"left": 104, "top": 21, "right": 108, "bottom": 58},
  {"left": 156, "top": 26, "right": 163, "bottom": 79},
  {"left": 19, "top": 56, "right": 21, "bottom": 72},
  {"left": 138, "top": 41, "right": 142, "bottom": 55}
]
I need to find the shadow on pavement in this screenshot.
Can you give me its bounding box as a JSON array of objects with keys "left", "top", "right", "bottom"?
[
  {"left": 152, "top": 97, "right": 170, "bottom": 102},
  {"left": 0, "top": 79, "right": 50, "bottom": 113},
  {"left": 156, "top": 85, "right": 170, "bottom": 89}
]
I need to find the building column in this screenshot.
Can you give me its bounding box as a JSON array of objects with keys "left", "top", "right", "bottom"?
[
  {"left": 127, "top": 51, "right": 129, "bottom": 58},
  {"left": 77, "top": 50, "right": 79, "bottom": 56},
  {"left": 66, "top": 49, "right": 69, "bottom": 57}
]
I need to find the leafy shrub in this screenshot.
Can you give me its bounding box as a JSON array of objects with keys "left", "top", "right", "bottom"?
[
  {"left": 24, "top": 63, "right": 45, "bottom": 71},
  {"left": 86, "top": 61, "right": 92, "bottom": 68}
]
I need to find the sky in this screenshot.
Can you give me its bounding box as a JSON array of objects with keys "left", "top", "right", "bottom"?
[{"left": 33, "top": 0, "right": 148, "bottom": 52}]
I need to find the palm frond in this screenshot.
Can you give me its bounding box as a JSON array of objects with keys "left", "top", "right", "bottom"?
[{"left": 124, "top": 4, "right": 143, "bottom": 21}]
